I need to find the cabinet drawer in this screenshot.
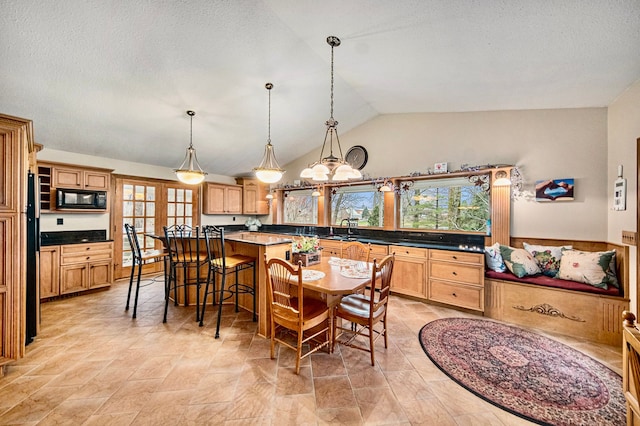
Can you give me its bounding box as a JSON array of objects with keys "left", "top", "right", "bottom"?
[
  {"left": 61, "top": 242, "right": 113, "bottom": 255},
  {"left": 389, "top": 245, "right": 427, "bottom": 258},
  {"left": 61, "top": 252, "right": 112, "bottom": 264},
  {"left": 429, "top": 249, "right": 483, "bottom": 265},
  {"left": 369, "top": 244, "right": 388, "bottom": 258},
  {"left": 429, "top": 261, "right": 483, "bottom": 286},
  {"left": 429, "top": 280, "right": 484, "bottom": 311}
]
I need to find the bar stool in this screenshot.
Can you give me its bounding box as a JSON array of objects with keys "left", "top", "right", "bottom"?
[
  {"left": 163, "top": 224, "right": 208, "bottom": 323},
  {"left": 124, "top": 223, "right": 168, "bottom": 319},
  {"left": 200, "top": 225, "right": 256, "bottom": 339}
]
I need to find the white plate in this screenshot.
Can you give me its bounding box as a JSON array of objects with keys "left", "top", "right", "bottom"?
[
  {"left": 328, "top": 257, "right": 358, "bottom": 267},
  {"left": 339, "top": 268, "right": 370, "bottom": 279},
  {"left": 302, "top": 270, "right": 325, "bottom": 281}
]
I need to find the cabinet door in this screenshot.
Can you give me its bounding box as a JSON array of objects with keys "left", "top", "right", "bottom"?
[
  {"left": 390, "top": 256, "right": 427, "bottom": 299},
  {"left": 226, "top": 187, "right": 243, "bottom": 214},
  {"left": 54, "top": 168, "right": 83, "bottom": 188},
  {"left": 89, "top": 260, "right": 113, "bottom": 288},
  {"left": 60, "top": 264, "right": 89, "bottom": 294},
  {"left": 39, "top": 246, "right": 60, "bottom": 299},
  {"left": 84, "top": 171, "right": 110, "bottom": 190},
  {"left": 243, "top": 184, "right": 259, "bottom": 214},
  {"left": 203, "top": 184, "right": 226, "bottom": 214}
]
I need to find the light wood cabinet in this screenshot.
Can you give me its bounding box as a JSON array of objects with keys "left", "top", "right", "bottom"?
[
  {"left": 320, "top": 239, "right": 342, "bottom": 257},
  {"left": 428, "top": 249, "right": 484, "bottom": 311},
  {"left": 39, "top": 246, "right": 60, "bottom": 299},
  {"left": 59, "top": 242, "right": 113, "bottom": 295},
  {"left": 0, "top": 113, "right": 33, "bottom": 365},
  {"left": 388, "top": 245, "right": 428, "bottom": 298},
  {"left": 237, "top": 178, "right": 269, "bottom": 215},
  {"left": 202, "top": 183, "right": 242, "bottom": 214},
  {"left": 53, "top": 166, "right": 110, "bottom": 190}
]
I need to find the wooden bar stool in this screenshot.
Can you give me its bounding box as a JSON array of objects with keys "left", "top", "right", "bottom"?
[{"left": 200, "top": 225, "right": 256, "bottom": 338}]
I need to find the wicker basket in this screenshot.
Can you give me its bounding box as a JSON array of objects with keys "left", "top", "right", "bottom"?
[{"left": 292, "top": 251, "right": 321, "bottom": 266}]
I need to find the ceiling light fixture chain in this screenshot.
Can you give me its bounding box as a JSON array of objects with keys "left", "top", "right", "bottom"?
[{"left": 254, "top": 82, "right": 285, "bottom": 183}]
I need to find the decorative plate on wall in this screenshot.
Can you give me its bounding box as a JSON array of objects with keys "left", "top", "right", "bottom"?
[{"left": 345, "top": 145, "right": 368, "bottom": 170}]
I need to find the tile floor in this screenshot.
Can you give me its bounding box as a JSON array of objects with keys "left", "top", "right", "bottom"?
[{"left": 0, "top": 275, "right": 623, "bottom": 425}]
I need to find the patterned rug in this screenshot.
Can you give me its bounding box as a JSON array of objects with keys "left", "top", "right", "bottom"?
[{"left": 419, "top": 318, "right": 625, "bottom": 425}]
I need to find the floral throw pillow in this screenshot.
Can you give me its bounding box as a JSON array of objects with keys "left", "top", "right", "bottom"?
[
  {"left": 499, "top": 245, "right": 541, "bottom": 278},
  {"left": 523, "top": 242, "right": 572, "bottom": 277},
  {"left": 557, "top": 249, "right": 618, "bottom": 289},
  {"left": 485, "top": 242, "right": 506, "bottom": 273}
]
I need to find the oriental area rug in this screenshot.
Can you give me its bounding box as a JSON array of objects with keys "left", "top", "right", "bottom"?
[{"left": 419, "top": 318, "right": 625, "bottom": 425}]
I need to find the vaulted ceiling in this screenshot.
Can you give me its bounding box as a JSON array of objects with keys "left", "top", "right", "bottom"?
[{"left": 1, "top": 1, "right": 639, "bottom": 177}]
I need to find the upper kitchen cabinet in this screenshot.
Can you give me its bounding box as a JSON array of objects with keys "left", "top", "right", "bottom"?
[
  {"left": 202, "top": 182, "right": 242, "bottom": 214},
  {"left": 37, "top": 162, "right": 113, "bottom": 212},
  {"left": 236, "top": 178, "right": 269, "bottom": 215},
  {"left": 51, "top": 165, "right": 111, "bottom": 190}
]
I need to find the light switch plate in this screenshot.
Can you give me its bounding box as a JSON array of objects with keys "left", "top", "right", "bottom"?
[{"left": 622, "top": 230, "right": 637, "bottom": 245}]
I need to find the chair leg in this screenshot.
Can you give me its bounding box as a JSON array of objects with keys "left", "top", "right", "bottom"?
[
  {"left": 132, "top": 260, "right": 143, "bottom": 319},
  {"left": 270, "top": 319, "right": 276, "bottom": 360},
  {"left": 369, "top": 320, "right": 375, "bottom": 366},
  {"left": 214, "top": 271, "right": 226, "bottom": 339},
  {"left": 234, "top": 268, "right": 240, "bottom": 313},
  {"left": 199, "top": 266, "right": 212, "bottom": 327},
  {"left": 125, "top": 260, "right": 136, "bottom": 311},
  {"left": 195, "top": 264, "right": 201, "bottom": 323},
  {"left": 163, "top": 267, "right": 172, "bottom": 323},
  {"left": 296, "top": 327, "right": 303, "bottom": 375},
  {"left": 252, "top": 262, "right": 257, "bottom": 322},
  {"left": 383, "top": 313, "right": 388, "bottom": 349}
]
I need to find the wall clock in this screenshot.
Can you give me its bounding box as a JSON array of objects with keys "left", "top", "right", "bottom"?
[{"left": 345, "top": 145, "right": 368, "bottom": 170}]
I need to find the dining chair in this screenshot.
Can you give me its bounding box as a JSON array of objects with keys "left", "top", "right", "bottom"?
[
  {"left": 333, "top": 253, "right": 395, "bottom": 366},
  {"left": 341, "top": 240, "right": 371, "bottom": 262},
  {"left": 264, "top": 255, "right": 331, "bottom": 374},
  {"left": 162, "top": 224, "right": 208, "bottom": 323},
  {"left": 200, "top": 225, "right": 256, "bottom": 339},
  {"left": 124, "top": 223, "right": 168, "bottom": 319}
]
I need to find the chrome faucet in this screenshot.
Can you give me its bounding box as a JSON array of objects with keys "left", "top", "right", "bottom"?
[{"left": 340, "top": 218, "right": 358, "bottom": 235}]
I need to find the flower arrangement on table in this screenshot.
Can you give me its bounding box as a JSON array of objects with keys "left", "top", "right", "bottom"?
[{"left": 292, "top": 235, "right": 321, "bottom": 266}]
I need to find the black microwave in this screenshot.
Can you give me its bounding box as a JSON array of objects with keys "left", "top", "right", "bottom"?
[{"left": 56, "top": 188, "right": 107, "bottom": 210}]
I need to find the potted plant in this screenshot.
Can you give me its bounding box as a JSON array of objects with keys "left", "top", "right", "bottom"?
[{"left": 292, "top": 235, "right": 321, "bottom": 266}]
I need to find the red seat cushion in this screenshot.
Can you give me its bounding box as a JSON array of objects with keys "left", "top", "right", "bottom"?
[{"left": 485, "top": 270, "right": 621, "bottom": 296}]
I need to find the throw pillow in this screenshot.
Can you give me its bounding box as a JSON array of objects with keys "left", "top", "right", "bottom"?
[
  {"left": 485, "top": 242, "right": 506, "bottom": 273},
  {"left": 523, "top": 242, "right": 572, "bottom": 277},
  {"left": 499, "top": 245, "right": 541, "bottom": 278},
  {"left": 556, "top": 249, "right": 618, "bottom": 289}
]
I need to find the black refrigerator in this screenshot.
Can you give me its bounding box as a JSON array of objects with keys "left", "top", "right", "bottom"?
[{"left": 26, "top": 172, "right": 38, "bottom": 345}]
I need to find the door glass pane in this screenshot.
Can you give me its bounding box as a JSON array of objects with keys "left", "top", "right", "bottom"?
[
  {"left": 122, "top": 183, "right": 159, "bottom": 267},
  {"left": 168, "top": 188, "right": 175, "bottom": 202},
  {"left": 147, "top": 187, "right": 155, "bottom": 201}
]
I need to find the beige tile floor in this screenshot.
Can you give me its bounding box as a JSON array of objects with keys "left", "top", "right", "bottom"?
[{"left": 0, "top": 275, "right": 623, "bottom": 425}]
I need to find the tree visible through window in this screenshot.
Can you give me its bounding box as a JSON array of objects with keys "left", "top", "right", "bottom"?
[
  {"left": 331, "top": 185, "right": 384, "bottom": 228},
  {"left": 283, "top": 189, "right": 318, "bottom": 224},
  {"left": 399, "top": 176, "right": 489, "bottom": 232}
]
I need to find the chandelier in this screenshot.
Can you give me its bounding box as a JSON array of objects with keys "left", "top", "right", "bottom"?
[
  {"left": 175, "top": 110, "right": 207, "bottom": 185},
  {"left": 254, "top": 83, "right": 285, "bottom": 183},
  {"left": 300, "top": 36, "right": 361, "bottom": 182}
]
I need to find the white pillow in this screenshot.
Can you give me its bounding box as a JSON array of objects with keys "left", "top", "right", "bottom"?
[
  {"left": 485, "top": 242, "right": 506, "bottom": 273},
  {"left": 523, "top": 242, "right": 572, "bottom": 277}
]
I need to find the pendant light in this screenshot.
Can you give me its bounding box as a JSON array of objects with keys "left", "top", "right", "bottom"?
[
  {"left": 175, "top": 110, "right": 207, "bottom": 185},
  {"left": 300, "top": 36, "right": 361, "bottom": 182},
  {"left": 254, "top": 83, "right": 285, "bottom": 184}
]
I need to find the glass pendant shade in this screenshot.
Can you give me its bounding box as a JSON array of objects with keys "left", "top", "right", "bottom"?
[
  {"left": 175, "top": 110, "right": 207, "bottom": 185},
  {"left": 254, "top": 83, "right": 285, "bottom": 183},
  {"left": 300, "top": 167, "right": 314, "bottom": 178}
]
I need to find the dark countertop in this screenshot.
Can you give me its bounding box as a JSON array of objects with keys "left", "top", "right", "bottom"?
[{"left": 40, "top": 230, "right": 110, "bottom": 246}]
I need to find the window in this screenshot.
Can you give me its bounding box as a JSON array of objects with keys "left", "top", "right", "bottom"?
[
  {"left": 330, "top": 185, "right": 384, "bottom": 228},
  {"left": 399, "top": 176, "right": 489, "bottom": 232},
  {"left": 283, "top": 189, "right": 318, "bottom": 224}
]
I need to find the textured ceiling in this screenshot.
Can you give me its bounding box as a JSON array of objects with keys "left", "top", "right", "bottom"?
[{"left": 1, "top": 0, "right": 639, "bottom": 177}]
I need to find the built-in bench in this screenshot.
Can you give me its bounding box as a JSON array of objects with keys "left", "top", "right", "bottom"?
[{"left": 484, "top": 237, "right": 629, "bottom": 346}]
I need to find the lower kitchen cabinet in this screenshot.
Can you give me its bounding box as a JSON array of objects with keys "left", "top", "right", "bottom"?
[
  {"left": 39, "top": 246, "right": 60, "bottom": 299},
  {"left": 58, "top": 242, "right": 113, "bottom": 296},
  {"left": 427, "top": 249, "right": 484, "bottom": 311},
  {"left": 389, "top": 245, "right": 428, "bottom": 298}
]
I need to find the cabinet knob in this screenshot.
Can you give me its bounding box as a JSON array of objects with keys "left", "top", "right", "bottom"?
[
  {"left": 452, "top": 293, "right": 457, "bottom": 297},
  {"left": 452, "top": 255, "right": 457, "bottom": 260},
  {"left": 86, "top": 247, "right": 90, "bottom": 250},
  {"left": 86, "top": 256, "right": 90, "bottom": 260},
  {"left": 452, "top": 271, "right": 457, "bottom": 276}
]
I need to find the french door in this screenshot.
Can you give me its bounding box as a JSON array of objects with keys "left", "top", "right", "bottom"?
[{"left": 113, "top": 176, "right": 200, "bottom": 280}]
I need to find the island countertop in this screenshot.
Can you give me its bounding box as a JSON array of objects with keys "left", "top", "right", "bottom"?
[{"left": 225, "top": 232, "right": 292, "bottom": 246}]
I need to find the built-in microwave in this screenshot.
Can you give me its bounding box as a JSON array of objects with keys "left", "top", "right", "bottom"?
[{"left": 56, "top": 188, "right": 107, "bottom": 210}]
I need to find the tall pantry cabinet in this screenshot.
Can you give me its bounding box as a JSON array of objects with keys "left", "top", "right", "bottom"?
[{"left": 0, "top": 113, "right": 33, "bottom": 372}]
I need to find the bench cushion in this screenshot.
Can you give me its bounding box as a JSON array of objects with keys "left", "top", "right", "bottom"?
[{"left": 485, "top": 270, "right": 622, "bottom": 297}]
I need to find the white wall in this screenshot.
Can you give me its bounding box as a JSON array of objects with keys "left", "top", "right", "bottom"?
[
  {"left": 608, "top": 79, "right": 640, "bottom": 313},
  {"left": 286, "top": 108, "right": 608, "bottom": 240}
]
